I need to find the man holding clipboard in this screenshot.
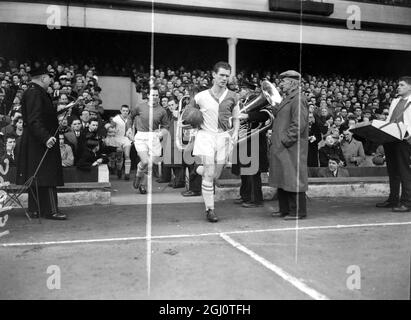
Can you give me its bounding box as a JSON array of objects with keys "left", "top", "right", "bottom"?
[{"left": 376, "top": 77, "right": 411, "bottom": 212}]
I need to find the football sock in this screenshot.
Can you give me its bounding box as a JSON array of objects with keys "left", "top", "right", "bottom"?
[
  {"left": 136, "top": 162, "right": 146, "bottom": 178},
  {"left": 201, "top": 180, "right": 214, "bottom": 210},
  {"left": 124, "top": 159, "right": 131, "bottom": 175}
]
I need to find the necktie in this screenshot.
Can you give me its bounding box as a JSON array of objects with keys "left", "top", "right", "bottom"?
[{"left": 389, "top": 98, "right": 407, "bottom": 123}]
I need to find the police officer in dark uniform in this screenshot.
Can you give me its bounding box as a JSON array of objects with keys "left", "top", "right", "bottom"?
[{"left": 16, "top": 65, "right": 66, "bottom": 220}]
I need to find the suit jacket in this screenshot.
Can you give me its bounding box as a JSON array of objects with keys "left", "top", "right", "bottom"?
[
  {"left": 64, "top": 130, "right": 82, "bottom": 154},
  {"left": 318, "top": 167, "right": 349, "bottom": 177}
]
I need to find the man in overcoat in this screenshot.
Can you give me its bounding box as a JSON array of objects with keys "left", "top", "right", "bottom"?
[
  {"left": 16, "top": 66, "right": 66, "bottom": 220},
  {"left": 162, "top": 98, "right": 185, "bottom": 187},
  {"left": 269, "top": 70, "right": 309, "bottom": 220}
]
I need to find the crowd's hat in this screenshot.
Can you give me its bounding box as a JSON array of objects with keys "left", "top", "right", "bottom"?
[
  {"left": 279, "top": 70, "right": 301, "bottom": 80},
  {"left": 30, "top": 65, "right": 51, "bottom": 77},
  {"left": 84, "top": 103, "right": 98, "bottom": 114}
]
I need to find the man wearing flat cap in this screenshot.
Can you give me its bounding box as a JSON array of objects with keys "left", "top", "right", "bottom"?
[
  {"left": 16, "top": 65, "right": 66, "bottom": 220},
  {"left": 269, "top": 70, "right": 309, "bottom": 220}
]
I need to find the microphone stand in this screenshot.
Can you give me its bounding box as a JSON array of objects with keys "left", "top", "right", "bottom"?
[{"left": 3, "top": 98, "right": 84, "bottom": 222}]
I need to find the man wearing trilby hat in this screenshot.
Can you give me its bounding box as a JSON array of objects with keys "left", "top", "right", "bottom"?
[
  {"left": 269, "top": 70, "right": 309, "bottom": 220},
  {"left": 16, "top": 65, "right": 66, "bottom": 220}
]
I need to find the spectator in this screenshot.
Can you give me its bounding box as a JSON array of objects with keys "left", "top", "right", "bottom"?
[
  {"left": 319, "top": 134, "right": 345, "bottom": 167},
  {"left": 317, "top": 107, "right": 333, "bottom": 135},
  {"left": 0, "top": 87, "right": 6, "bottom": 116},
  {"left": 77, "top": 139, "right": 108, "bottom": 171},
  {"left": 103, "top": 124, "right": 131, "bottom": 175},
  {"left": 307, "top": 112, "right": 322, "bottom": 167},
  {"left": 0, "top": 134, "right": 17, "bottom": 167},
  {"left": 160, "top": 97, "right": 169, "bottom": 109},
  {"left": 340, "top": 128, "right": 366, "bottom": 166},
  {"left": 333, "top": 115, "right": 345, "bottom": 133},
  {"left": 111, "top": 104, "right": 133, "bottom": 180},
  {"left": 353, "top": 106, "right": 363, "bottom": 122},
  {"left": 372, "top": 145, "right": 385, "bottom": 166},
  {"left": 85, "top": 104, "right": 107, "bottom": 137},
  {"left": 79, "top": 109, "right": 90, "bottom": 129},
  {"left": 1, "top": 114, "right": 23, "bottom": 138},
  {"left": 318, "top": 156, "right": 350, "bottom": 177},
  {"left": 103, "top": 125, "right": 124, "bottom": 176},
  {"left": 57, "top": 114, "right": 70, "bottom": 133},
  {"left": 59, "top": 133, "right": 74, "bottom": 167},
  {"left": 11, "top": 96, "right": 21, "bottom": 113},
  {"left": 378, "top": 109, "right": 389, "bottom": 121},
  {"left": 161, "top": 98, "right": 185, "bottom": 187},
  {"left": 64, "top": 118, "right": 83, "bottom": 160},
  {"left": 77, "top": 119, "right": 103, "bottom": 159}
]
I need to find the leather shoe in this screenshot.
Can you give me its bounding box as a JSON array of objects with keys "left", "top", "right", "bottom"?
[
  {"left": 242, "top": 202, "right": 263, "bottom": 208},
  {"left": 28, "top": 211, "right": 39, "bottom": 219},
  {"left": 139, "top": 185, "right": 147, "bottom": 194},
  {"left": 234, "top": 198, "right": 245, "bottom": 204},
  {"left": 376, "top": 200, "right": 396, "bottom": 208},
  {"left": 392, "top": 205, "right": 410, "bottom": 212},
  {"left": 46, "top": 212, "right": 67, "bottom": 220},
  {"left": 124, "top": 174, "right": 130, "bottom": 181},
  {"left": 284, "top": 215, "right": 306, "bottom": 220},
  {"left": 172, "top": 183, "right": 185, "bottom": 189},
  {"left": 133, "top": 176, "right": 141, "bottom": 189},
  {"left": 206, "top": 209, "right": 218, "bottom": 222},
  {"left": 181, "top": 190, "right": 201, "bottom": 197},
  {"left": 272, "top": 211, "right": 288, "bottom": 217}
]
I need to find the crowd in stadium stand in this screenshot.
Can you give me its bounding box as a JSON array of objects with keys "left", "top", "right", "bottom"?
[{"left": 0, "top": 56, "right": 400, "bottom": 184}]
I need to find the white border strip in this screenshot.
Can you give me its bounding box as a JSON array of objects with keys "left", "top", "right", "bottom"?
[
  {"left": 220, "top": 233, "right": 329, "bottom": 300},
  {"left": 1, "top": 221, "right": 411, "bottom": 248}
]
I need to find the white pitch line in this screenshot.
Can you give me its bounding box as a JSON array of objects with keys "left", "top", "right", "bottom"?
[
  {"left": 220, "top": 233, "right": 329, "bottom": 300},
  {"left": 1, "top": 220, "right": 411, "bottom": 247}
]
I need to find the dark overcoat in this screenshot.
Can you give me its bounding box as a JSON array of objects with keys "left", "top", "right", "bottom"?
[
  {"left": 232, "top": 109, "right": 269, "bottom": 176},
  {"left": 16, "top": 82, "right": 63, "bottom": 187},
  {"left": 268, "top": 88, "right": 309, "bottom": 192},
  {"left": 163, "top": 109, "right": 184, "bottom": 168}
]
